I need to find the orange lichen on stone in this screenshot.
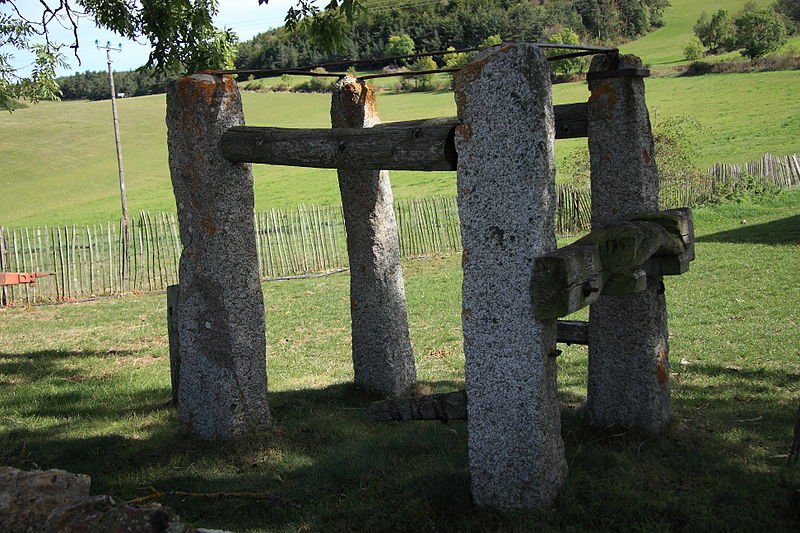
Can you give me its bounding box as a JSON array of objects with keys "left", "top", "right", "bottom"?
[
  {"left": 455, "top": 122, "right": 474, "bottom": 144},
  {"left": 333, "top": 78, "right": 378, "bottom": 127},
  {"left": 589, "top": 81, "right": 618, "bottom": 116},
  {"left": 200, "top": 216, "right": 217, "bottom": 235},
  {"left": 176, "top": 74, "right": 237, "bottom": 108},
  {"left": 657, "top": 350, "right": 670, "bottom": 384}
]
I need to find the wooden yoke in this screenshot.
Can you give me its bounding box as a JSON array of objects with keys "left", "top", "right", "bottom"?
[{"left": 532, "top": 208, "right": 694, "bottom": 319}]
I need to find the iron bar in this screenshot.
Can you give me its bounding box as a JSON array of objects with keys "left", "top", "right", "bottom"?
[{"left": 211, "top": 42, "right": 619, "bottom": 80}]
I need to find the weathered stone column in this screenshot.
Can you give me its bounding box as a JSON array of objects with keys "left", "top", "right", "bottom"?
[
  {"left": 454, "top": 44, "right": 567, "bottom": 510},
  {"left": 166, "top": 74, "right": 271, "bottom": 438},
  {"left": 586, "top": 54, "right": 671, "bottom": 433},
  {"left": 330, "top": 76, "right": 416, "bottom": 397}
]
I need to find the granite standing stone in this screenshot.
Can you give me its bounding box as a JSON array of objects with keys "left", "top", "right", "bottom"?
[
  {"left": 166, "top": 74, "right": 271, "bottom": 439},
  {"left": 586, "top": 54, "right": 671, "bottom": 434},
  {"left": 454, "top": 44, "right": 567, "bottom": 510},
  {"left": 331, "top": 76, "right": 416, "bottom": 396}
]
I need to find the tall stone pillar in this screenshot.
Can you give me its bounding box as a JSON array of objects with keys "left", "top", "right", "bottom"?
[
  {"left": 166, "top": 74, "right": 271, "bottom": 439},
  {"left": 331, "top": 76, "right": 416, "bottom": 397},
  {"left": 454, "top": 44, "right": 567, "bottom": 510},
  {"left": 586, "top": 54, "right": 671, "bottom": 433}
]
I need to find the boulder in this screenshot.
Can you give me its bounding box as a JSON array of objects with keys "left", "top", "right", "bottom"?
[
  {"left": 42, "top": 495, "right": 198, "bottom": 533},
  {"left": 0, "top": 467, "right": 90, "bottom": 533}
]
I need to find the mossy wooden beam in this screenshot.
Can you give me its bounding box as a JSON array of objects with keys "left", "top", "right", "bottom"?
[{"left": 533, "top": 210, "right": 693, "bottom": 319}]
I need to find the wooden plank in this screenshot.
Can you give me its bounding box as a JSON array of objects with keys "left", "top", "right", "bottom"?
[
  {"left": 368, "top": 390, "right": 467, "bottom": 422},
  {"left": 166, "top": 284, "right": 180, "bottom": 407},
  {"left": 556, "top": 320, "right": 589, "bottom": 345},
  {"left": 221, "top": 103, "right": 587, "bottom": 171}
]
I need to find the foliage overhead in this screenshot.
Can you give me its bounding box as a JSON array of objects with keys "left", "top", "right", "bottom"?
[{"left": 0, "top": 0, "right": 237, "bottom": 111}]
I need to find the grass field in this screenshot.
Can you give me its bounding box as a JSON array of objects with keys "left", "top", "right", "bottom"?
[
  {"left": 1, "top": 68, "right": 798, "bottom": 228},
  {"left": 618, "top": 0, "right": 774, "bottom": 66},
  {"left": 1, "top": 191, "right": 798, "bottom": 532}
]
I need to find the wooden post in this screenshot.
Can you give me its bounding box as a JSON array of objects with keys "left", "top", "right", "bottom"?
[
  {"left": 454, "top": 43, "right": 566, "bottom": 510},
  {"left": 586, "top": 54, "right": 672, "bottom": 434},
  {"left": 0, "top": 226, "right": 6, "bottom": 307},
  {"left": 166, "top": 73, "right": 271, "bottom": 438},
  {"left": 331, "top": 75, "right": 416, "bottom": 396},
  {"left": 166, "top": 284, "right": 180, "bottom": 406}
]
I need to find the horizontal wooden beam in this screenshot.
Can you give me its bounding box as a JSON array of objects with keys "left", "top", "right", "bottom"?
[
  {"left": 533, "top": 210, "right": 694, "bottom": 319},
  {"left": 221, "top": 103, "right": 587, "bottom": 171},
  {"left": 368, "top": 390, "right": 467, "bottom": 422},
  {"left": 556, "top": 319, "right": 589, "bottom": 345}
]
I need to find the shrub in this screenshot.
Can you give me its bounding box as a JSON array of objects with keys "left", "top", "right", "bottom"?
[
  {"left": 685, "top": 37, "right": 705, "bottom": 61},
  {"left": 708, "top": 173, "right": 781, "bottom": 204}
]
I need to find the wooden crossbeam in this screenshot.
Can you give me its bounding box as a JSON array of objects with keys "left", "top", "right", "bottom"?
[
  {"left": 533, "top": 209, "right": 694, "bottom": 319},
  {"left": 220, "top": 103, "right": 587, "bottom": 171}
]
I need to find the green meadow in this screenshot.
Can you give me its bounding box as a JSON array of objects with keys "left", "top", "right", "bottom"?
[
  {"left": 1, "top": 191, "right": 798, "bottom": 531},
  {"left": 1, "top": 68, "right": 798, "bottom": 227}
]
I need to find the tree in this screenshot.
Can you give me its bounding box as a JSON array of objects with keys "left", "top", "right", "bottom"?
[
  {"left": 409, "top": 55, "right": 437, "bottom": 90},
  {"left": 1, "top": 0, "right": 238, "bottom": 111},
  {"left": 443, "top": 46, "right": 469, "bottom": 70},
  {"left": 684, "top": 37, "right": 705, "bottom": 61},
  {"left": 546, "top": 27, "right": 588, "bottom": 76},
  {"left": 774, "top": 0, "right": 800, "bottom": 32},
  {"left": 693, "top": 10, "right": 737, "bottom": 54},
  {"left": 734, "top": 7, "right": 788, "bottom": 59},
  {"left": 384, "top": 34, "right": 415, "bottom": 60}
]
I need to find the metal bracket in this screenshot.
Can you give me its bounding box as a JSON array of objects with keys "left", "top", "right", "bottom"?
[{"left": 586, "top": 68, "right": 650, "bottom": 81}]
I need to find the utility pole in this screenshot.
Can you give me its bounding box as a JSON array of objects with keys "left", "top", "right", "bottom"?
[{"left": 97, "top": 40, "right": 129, "bottom": 290}]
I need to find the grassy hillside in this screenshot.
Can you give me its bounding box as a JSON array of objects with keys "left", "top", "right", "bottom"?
[
  {"left": 1, "top": 193, "right": 799, "bottom": 531},
  {"left": 1, "top": 0, "right": 799, "bottom": 228},
  {"left": 2, "top": 69, "right": 798, "bottom": 228},
  {"left": 618, "top": 0, "right": 773, "bottom": 65}
]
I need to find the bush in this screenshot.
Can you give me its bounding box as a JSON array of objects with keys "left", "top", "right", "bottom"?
[
  {"left": 708, "top": 173, "right": 781, "bottom": 204},
  {"left": 685, "top": 37, "right": 705, "bottom": 61},
  {"left": 560, "top": 111, "right": 704, "bottom": 188},
  {"left": 681, "top": 53, "right": 800, "bottom": 76}
]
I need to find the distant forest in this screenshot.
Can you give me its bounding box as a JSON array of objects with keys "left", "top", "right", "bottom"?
[
  {"left": 56, "top": 0, "right": 669, "bottom": 100},
  {"left": 236, "top": 0, "right": 669, "bottom": 69}
]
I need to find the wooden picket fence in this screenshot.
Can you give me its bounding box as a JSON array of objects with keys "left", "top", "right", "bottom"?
[{"left": 1, "top": 153, "right": 798, "bottom": 306}]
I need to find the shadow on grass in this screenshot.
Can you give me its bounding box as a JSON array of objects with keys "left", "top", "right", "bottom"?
[
  {"left": 698, "top": 214, "right": 800, "bottom": 244},
  {"left": 0, "top": 349, "right": 141, "bottom": 384},
  {"left": 2, "top": 371, "right": 799, "bottom": 531}
]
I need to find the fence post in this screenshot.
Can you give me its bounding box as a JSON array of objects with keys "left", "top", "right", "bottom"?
[
  {"left": 330, "top": 76, "right": 417, "bottom": 396},
  {"left": 0, "top": 226, "right": 6, "bottom": 306},
  {"left": 586, "top": 54, "right": 671, "bottom": 433},
  {"left": 166, "top": 73, "right": 271, "bottom": 438},
  {"left": 454, "top": 43, "right": 567, "bottom": 510}
]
